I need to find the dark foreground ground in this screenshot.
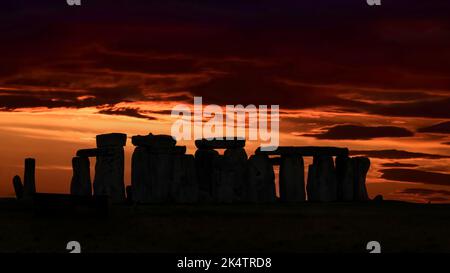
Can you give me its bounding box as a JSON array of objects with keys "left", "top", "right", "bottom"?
[{"left": 0, "top": 198, "right": 448, "bottom": 253}]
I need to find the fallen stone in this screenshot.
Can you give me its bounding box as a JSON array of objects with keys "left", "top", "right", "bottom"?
[
  {"left": 373, "top": 194, "right": 383, "bottom": 202},
  {"left": 96, "top": 133, "right": 127, "bottom": 148},
  {"left": 279, "top": 155, "right": 306, "bottom": 202},
  {"left": 195, "top": 138, "right": 245, "bottom": 149}
]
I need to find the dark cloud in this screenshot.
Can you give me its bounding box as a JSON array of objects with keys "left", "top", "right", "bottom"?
[
  {"left": 1, "top": 0, "right": 450, "bottom": 119},
  {"left": 381, "top": 162, "right": 419, "bottom": 168},
  {"left": 89, "top": 51, "right": 202, "bottom": 75},
  {"left": 365, "top": 98, "right": 450, "bottom": 119},
  {"left": 0, "top": 89, "right": 95, "bottom": 110},
  {"left": 350, "top": 149, "right": 450, "bottom": 159},
  {"left": 188, "top": 73, "right": 367, "bottom": 110},
  {"left": 98, "top": 107, "right": 156, "bottom": 120},
  {"left": 399, "top": 188, "right": 450, "bottom": 197},
  {"left": 380, "top": 168, "right": 450, "bottom": 186},
  {"left": 398, "top": 188, "right": 450, "bottom": 202},
  {"left": 418, "top": 121, "right": 450, "bottom": 134},
  {"left": 443, "top": 142, "right": 450, "bottom": 146},
  {"left": 0, "top": 86, "right": 145, "bottom": 111},
  {"left": 302, "top": 125, "right": 414, "bottom": 140}
]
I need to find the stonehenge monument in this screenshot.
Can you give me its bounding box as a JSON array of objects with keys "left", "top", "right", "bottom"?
[
  {"left": 11, "top": 132, "right": 371, "bottom": 204},
  {"left": 67, "top": 133, "right": 370, "bottom": 203}
]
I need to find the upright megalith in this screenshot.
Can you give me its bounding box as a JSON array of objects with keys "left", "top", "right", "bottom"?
[
  {"left": 279, "top": 155, "right": 306, "bottom": 202},
  {"left": 246, "top": 154, "right": 276, "bottom": 203},
  {"left": 12, "top": 175, "right": 24, "bottom": 200},
  {"left": 353, "top": 157, "right": 370, "bottom": 201},
  {"left": 210, "top": 154, "right": 236, "bottom": 203},
  {"left": 194, "top": 138, "right": 247, "bottom": 203},
  {"left": 131, "top": 146, "right": 152, "bottom": 203},
  {"left": 335, "top": 156, "right": 370, "bottom": 201},
  {"left": 307, "top": 156, "right": 337, "bottom": 202},
  {"left": 93, "top": 133, "right": 127, "bottom": 202},
  {"left": 70, "top": 156, "right": 92, "bottom": 196},
  {"left": 131, "top": 133, "right": 185, "bottom": 203},
  {"left": 23, "top": 158, "right": 36, "bottom": 199},
  {"left": 172, "top": 154, "right": 198, "bottom": 203},
  {"left": 335, "top": 155, "right": 354, "bottom": 201},
  {"left": 195, "top": 148, "right": 219, "bottom": 201},
  {"left": 223, "top": 147, "right": 248, "bottom": 202},
  {"left": 149, "top": 151, "right": 171, "bottom": 202}
]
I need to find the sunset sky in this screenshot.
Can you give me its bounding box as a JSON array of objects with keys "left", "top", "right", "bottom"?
[{"left": 1, "top": 0, "right": 449, "bottom": 202}]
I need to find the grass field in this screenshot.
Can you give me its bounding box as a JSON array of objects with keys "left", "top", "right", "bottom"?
[{"left": 0, "top": 198, "right": 448, "bottom": 253}]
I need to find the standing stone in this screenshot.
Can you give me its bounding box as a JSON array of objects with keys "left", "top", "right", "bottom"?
[
  {"left": 12, "top": 175, "right": 24, "bottom": 200},
  {"left": 211, "top": 155, "right": 234, "bottom": 203},
  {"left": 70, "top": 156, "right": 92, "bottom": 196},
  {"left": 149, "top": 151, "right": 173, "bottom": 202},
  {"left": 353, "top": 157, "right": 370, "bottom": 201},
  {"left": 195, "top": 148, "right": 219, "bottom": 201},
  {"left": 23, "top": 158, "right": 36, "bottom": 198},
  {"left": 171, "top": 154, "right": 185, "bottom": 202},
  {"left": 172, "top": 154, "right": 198, "bottom": 203},
  {"left": 131, "top": 134, "right": 181, "bottom": 203},
  {"left": 307, "top": 156, "right": 337, "bottom": 202},
  {"left": 183, "top": 155, "right": 199, "bottom": 203},
  {"left": 279, "top": 155, "right": 305, "bottom": 202},
  {"left": 223, "top": 148, "right": 248, "bottom": 202},
  {"left": 93, "top": 133, "right": 127, "bottom": 202},
  {"left": 335, "top": 155, "right": 354, "bottom": 201},
  {"left": 246, "top": 154, "right": 276, "bottom": 203},
  {"left": 131, "top": 146, "right": 152, "bottom": 203}
]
